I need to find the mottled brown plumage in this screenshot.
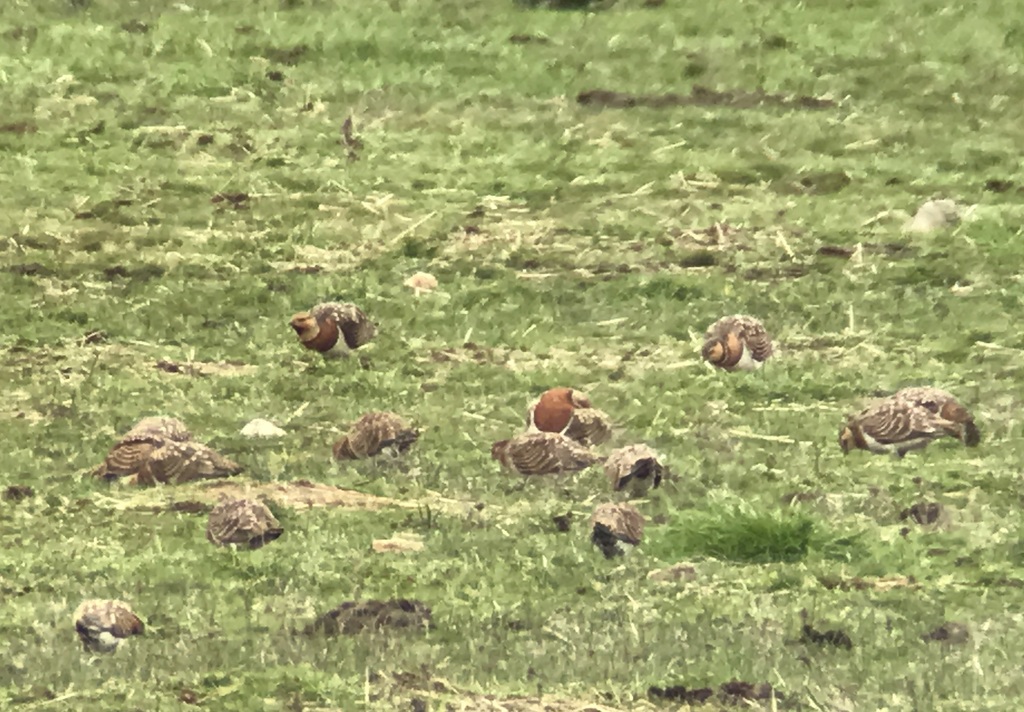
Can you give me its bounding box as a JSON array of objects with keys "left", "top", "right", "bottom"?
[
  {"left": 92, "top": 416, "right": 194, "bottom": 482},
  {"left": 491, "top": 432, "right": 602, "bottom": 476},
  {"left": 73, "top": 599, "right": 144, "bottom": 653},
  {"left": 305, "top": 599, "right": 432, "bottom": 636},
  {"left": 124, "top": 416, "right": 192, "bottom": 442},
  {"left": 136, "top": 440, "right": 243, "bottom": 485},
  {"left": 702, "top": 315, "right": 773, "bottom": 371},
  {"left": 895, "top": 387, "right": 980, "bottom": 447},
  {"left": 604, "top": 444, "right": 665, "bottom": 496},
  {"left": 290, "top": 301, "right": 376, "bottom": 359},
  {"left": 332, "top": 411, "right": 419, "bottom": 460},
  {"left": 590, "top": 502, "right": 645, "bottom": 558},
  {"left": 839, "top": 387, "right": 980, "bottom": 458},
  {"left": 206, "top": 498, "right": 283, "bottom": 549},
  {"left": 526, "top": 387, "right": 612, "bottom": 446}
]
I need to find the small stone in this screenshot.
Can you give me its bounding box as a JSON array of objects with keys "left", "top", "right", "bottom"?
[
  {"left": 241, "top": 418, "right": 286, "bottom": 438},
  {"left": 904, "top": 199, "right": 960, "bottom": 234},
  {"left": 404, "top": 271, "right": 438, "bottom": 295}
]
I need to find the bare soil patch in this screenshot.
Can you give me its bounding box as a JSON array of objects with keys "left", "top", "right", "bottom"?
[
  {"left": 304, "top": 599, "right": 432, "bottom": 636},
  {"left": 197, "top": 480, "right": 400, "bottom": 511},
  {"left": 577, "top": 85, "right": 835, "bottom": 110},
  {"left": 818, "top": 574, "right": 918, "bottom": 591},
  {"left": 648, "top": 680, "right": 783, "bottom": 705},
  {"left": 155, "top": 359, "right": 257, "bottom": 378}
]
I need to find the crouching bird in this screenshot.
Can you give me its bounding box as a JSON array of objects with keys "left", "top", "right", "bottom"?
[
  {"left": 333, "top": 411, "right": 420, "bottom": 460},
  {"left": 206, "top": 497, "right": 283, "bottom": 549},
  {"left": 701, "top": 315, "right": 773, "bottom": 371},
  {"left": 839, "top": 386, "right": 980, "bottom": 458},
  {"left": 290, "top": 301, "right": 376, "bottom": 360},
  {"left": 92, "top": 416, "right": 241, "bottom": 486},
  {"left": 526, "top": 386, "right": 612, "bottom": 446},
  {"left": 604, "top": 444, "right": 665, "bottom": 496},
  {"left": 73, "top": 599, "right": 144, "bottom": 653},
  {"left": 590, "top": 502, "right": 645, "bottom": 558},
  {"left": 491, "top": 432, "right": 602, "bottom": 476}
]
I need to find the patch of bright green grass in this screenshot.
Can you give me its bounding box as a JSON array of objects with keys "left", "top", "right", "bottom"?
[{"left": 648, "top": 503, "right": 866, "bottom": 564}]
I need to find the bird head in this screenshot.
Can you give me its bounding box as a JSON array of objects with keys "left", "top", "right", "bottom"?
[
  {"left": 332, "top": 436, "right": 353, "bottom": 460},
  {"left": 568, "top": 388, "right": 592, "bottom": 409},
  {"left": 290, "top": 312, "right": 319, "bottom": 340},
  {"left": 490, "top": 440, "right": 510, "bottom": 461},
  {"left": 838, "top": 425, "right": 856, "bottom": 455},
  {"left": 701, "top": 337, "right": 726, "bottom": 365}
]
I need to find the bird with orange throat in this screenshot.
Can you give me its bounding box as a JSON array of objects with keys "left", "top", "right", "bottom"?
[
  {"left": 290, "top": 301, "right": 376, "bottom": 360},
  {"left": 701, "top": 315, "right": 773, "bottom": 371},
  {"left": 525, "top": 387, "right": 612, "bottom": 447}
]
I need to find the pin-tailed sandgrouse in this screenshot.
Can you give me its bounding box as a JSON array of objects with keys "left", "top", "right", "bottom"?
[
  {"left": 702, "top": 315, "right": 773, "bottom": 371},
  {"left": 290, "top": 302, "right": 376, "bottom": 359}
]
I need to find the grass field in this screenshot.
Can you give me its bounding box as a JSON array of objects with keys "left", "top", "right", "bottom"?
[{"left": 2, "top": 0, "right": 1024, "bottom": 709}]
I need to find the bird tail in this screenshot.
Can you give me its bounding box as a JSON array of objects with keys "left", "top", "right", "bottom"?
[
  {"left": 377, "top": 429, "right": 421, "bottom": 455},
  {"left": 249, "top": 527, "right": 284, "bottom": 549},
  {"left": 629, "top": 457, "right": 665, "bottom": 488},
  {"left": 591, "top": 523, "right": 623, "bottom": 559}
]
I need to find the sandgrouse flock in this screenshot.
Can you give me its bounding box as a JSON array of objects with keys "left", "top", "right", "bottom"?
[{"left": 75, "top": 305, "right": 981, "bottom": 651}]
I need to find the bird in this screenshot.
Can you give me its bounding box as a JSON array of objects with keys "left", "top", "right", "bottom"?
[
  {"left": 124, "top": 416, "right": 192, "bottom": 442},
  {"left": 491, "top": 432, "right": 602, "bottom": 476},
  {"left": 894, "top": 387, "right": 981, "bottom": 447},
  {"left": 206, "top": 497, "right": 283, "bottom": 549},
  {"left": 701, "top": 315, "right": 773, "bottom": 371},
  {"left": 839, "top": 387, "right": 980, "bottom": 458},
  {"left": 590, "top": 502, "right": 645, "bottom": 558},
  {"left": 604, "top": 444, "right": 665, "bottom": 496},
  {"left": 135, "top": 440, "right": 243, "bottom": 485},
  {"left": 333, "top": 411, "right": 420, "bottom": 460},
  {"left": 73, "top": 599, "right": 144, "bottom": 653},
  {"left": 92, "top": 416, "right": 194, "bottom": 482},
  {"left": 290, "top": 301, "right": 376, "bottom": 359},
  {"left": 526, "top": 387, "right": 613, "bottom": 446}
]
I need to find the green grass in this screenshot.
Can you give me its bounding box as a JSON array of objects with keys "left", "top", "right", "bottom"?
[{"left": 2, "top": 0, "right": 1024, "bottom": 709}]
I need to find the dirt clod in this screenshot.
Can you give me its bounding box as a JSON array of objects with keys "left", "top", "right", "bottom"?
[
  {"left": 649, "top": 680, "right": 781, "bottom": 705},
  {"left": 900, "top": 501, "right": 944, "bottom": 525},
  {"left": 6, "top": 263, "right": 52, "bottom": 276},
  {"left": 648, "top": 685, "right": 714, "bottom": 704},
  {"left": 120, "top": 20, "right": 149, "bottom": 33},
  {"left": 0, "top": 121, "right": 37, "bottom": 134},
  {"left": 3, "top": 485, "right": 34, "bottom": 502},
  {"left": 921, "top": 621, "right": 970, "bottom": 644},
  {"left": 984, "top": 178, "right": 1014, "bottom": 193},
  {"left": 305, "top": 599, "right": 432, "bottom": 636},
  {"left": 509, "top": 34, "right": 551, "bottom": 45},
  {"left": 211, "top": 192, "right": 250, "bottom": 209},
  {"left": 262, "top": 44, "right": 308, "bottom": 65},
  {"left": 801, "top": 623, "right": 853, "bottom": 650}
]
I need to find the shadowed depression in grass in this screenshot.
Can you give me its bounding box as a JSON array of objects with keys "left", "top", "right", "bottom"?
[{"left": 1, "top": 0, "right": 1024, "bottom": 709}]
